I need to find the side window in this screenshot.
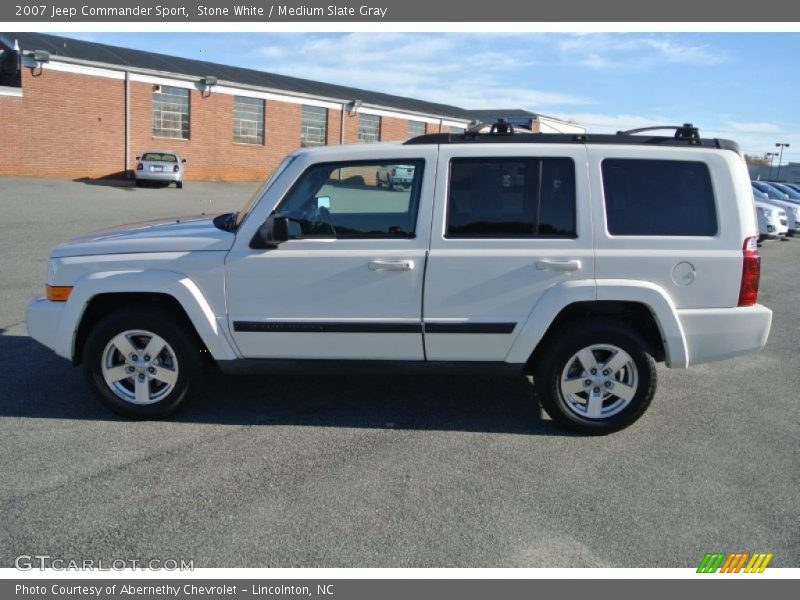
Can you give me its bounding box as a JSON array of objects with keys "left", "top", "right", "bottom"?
[
  {"left": 602, "top": 159, "right": 718, "bottom": 236},
  {"left": 275, "top": 160, "right": 424, "bottom": 239},
  {"left": 446, "top": 157, "right": 576, "bottom": 238}
]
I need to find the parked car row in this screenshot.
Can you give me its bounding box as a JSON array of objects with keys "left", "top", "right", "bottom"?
[{"left": 751, "top": 180, "right": 800, "bottom": 241}]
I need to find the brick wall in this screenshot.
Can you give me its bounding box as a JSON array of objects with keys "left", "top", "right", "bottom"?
[
  {"left": 380, "top": 116, "right": 407, "bottom": 141},
  {"left": 21, "top": 68, "right": 125, "bottom": 179},
  {"left": 0, "top": 94, "right": 23, "bottom": 176},
  {"left": 0, "top": 66, "right": 464, "bottom": 182}
]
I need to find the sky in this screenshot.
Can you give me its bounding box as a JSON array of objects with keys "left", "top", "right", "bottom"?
[{"left": 60, "top": 32, "right": 800, "bottom": 163}]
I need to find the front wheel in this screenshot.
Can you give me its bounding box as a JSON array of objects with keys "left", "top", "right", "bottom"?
[
  {"left": 533, "top": 319, "right": 657, "bottom": 434},
  {"left": 82, "top": 305, "right": 201, "bottom": 419}
]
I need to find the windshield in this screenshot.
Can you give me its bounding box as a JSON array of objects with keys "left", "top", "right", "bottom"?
[
  {"left": 234, "top": 154, "right": 298, "bottom": 228},
  {"left": 141, "top": 152, "right": 178, "bottom": 162},
  {"left": 753, "top": 181, "right": 787, "bottom": 199},
  {"left": 771, "top": 183, "right": 800, "bottom": 199}
]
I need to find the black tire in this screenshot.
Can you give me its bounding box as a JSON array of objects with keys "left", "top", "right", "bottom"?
[
  {"left": 82, "top": 304, "right": 201, "bottom": 419},
  {"left": 375, "top": 171, "right": 383, "bottom": 187},
  {"left": 533, "top": 318, "right": 657, "bottom": 434},
  {"left": 134, "top": 179, "right": 143, "bottom": 187},
  {"left": 176, "top": 181, "right": 183, "bottom": 189}
]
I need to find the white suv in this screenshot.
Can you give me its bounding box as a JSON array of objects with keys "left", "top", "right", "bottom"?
[{"left": 25, "top": 124, "right": 773, "bottom": 433}]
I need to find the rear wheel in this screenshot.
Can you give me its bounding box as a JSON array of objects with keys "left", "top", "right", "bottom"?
[
  {"left": 82, "top": 305, "right": 201, "bottom": 419},
  {"left": 533, "top": 318, "right": 657, "bottom": 434},
  {"left": 176, "top": 181, "right": 183, "bottom": 189}
]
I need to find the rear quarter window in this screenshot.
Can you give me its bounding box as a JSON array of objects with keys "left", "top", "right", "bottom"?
[{"left": 601, "top": 159, "right": 718, "bottom": 236}]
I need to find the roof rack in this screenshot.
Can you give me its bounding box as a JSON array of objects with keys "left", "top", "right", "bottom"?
[
  {"left": 404, "top": 119, "right": 739, "bottom": 154},
  {"left": 463, "top": 118, "right": 517, "bottom": 138},
  {"left": 616, "top": 123, "right": 701, "bottom": 142}
]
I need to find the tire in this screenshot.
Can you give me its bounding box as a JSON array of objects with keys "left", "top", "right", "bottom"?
[
  {"left": 375, "top": 171, "right": 383, "bottom": 187},
  {"left": 176, "top": 181, "right": 183, "bottom": 189},
  {"left": 533, "top": 318, "right": 657, "bottom": 434},
  {"left": 82, "top": 304, "right": 201, "bottom": 419},
  {"left": 134, "top": 180, "right": 143, "bottom": 187}
]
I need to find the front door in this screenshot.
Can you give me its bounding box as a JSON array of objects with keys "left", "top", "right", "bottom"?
[{"left": 226, "top": 151, "right": 436, "bottom": 360}]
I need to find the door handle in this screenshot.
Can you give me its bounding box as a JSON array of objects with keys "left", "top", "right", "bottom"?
[
  {"left": 368, "top": 260, "right": 414, "bottom": 272},
  {"left": 536, "top": 259, "right": 582, "bottom": 272}
]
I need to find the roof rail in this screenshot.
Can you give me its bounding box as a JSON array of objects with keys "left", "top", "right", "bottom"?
[
  {"left": 403, "top": 122, "right": 740, "bottom": 154},
  {"left": 616, "top": 123, "right": 701, "bottom": 141}
]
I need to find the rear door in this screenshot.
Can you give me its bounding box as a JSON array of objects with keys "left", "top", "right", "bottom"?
[{"left": 423, "top": 143, "right": 593, "bottom": 361}]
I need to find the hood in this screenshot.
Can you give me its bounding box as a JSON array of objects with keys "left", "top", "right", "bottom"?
[{"left": 51, "top": 214, "right": 235, "bottom": 258}]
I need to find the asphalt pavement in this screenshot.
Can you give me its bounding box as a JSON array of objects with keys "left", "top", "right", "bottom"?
[{"left": 0, "top": 177, "right": 797, "bottom": 568}]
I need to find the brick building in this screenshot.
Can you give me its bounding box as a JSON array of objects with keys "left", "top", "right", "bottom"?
[{"left": 0, "top": 33, "right": 583, "bottom": 182}]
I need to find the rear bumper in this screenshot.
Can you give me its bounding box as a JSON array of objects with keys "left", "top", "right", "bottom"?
[
  {"left": 136, "top": 171, "right": 182, "bottom": 182},
  {"left": 25, "top": 296, "right": 66, "bottom": 356},
  {"left": 678, "top": 304, "right": 772, "bottom": 366}
]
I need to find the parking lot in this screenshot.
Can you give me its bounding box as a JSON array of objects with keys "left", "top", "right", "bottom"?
[{"left": 0, "top": 176, "right": 797, "bottom": 568}]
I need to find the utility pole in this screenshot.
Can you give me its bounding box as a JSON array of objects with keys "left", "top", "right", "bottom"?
[
  {"left": 766, "top": 152, "right": 777, "bottom": 180},
  {"left": 776, "top": 143, "right": 790, "bottom": 181}
]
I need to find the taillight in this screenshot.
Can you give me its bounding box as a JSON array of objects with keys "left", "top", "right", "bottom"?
[
  {"left": 173, "top": 164, "right": 180, "bottom": 173},
  {"left": 137, "top": 163, "right": 143, "bottom": 171},
  {"left": 738, "top": 236, "right": 760, "bottom": 307}
]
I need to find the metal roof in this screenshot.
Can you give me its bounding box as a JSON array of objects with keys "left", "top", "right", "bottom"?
[
  {"left": 0, "top": 32, "right": 483, "bottom": 122},
  {"left": 466, "top": 109, "right": 539, "bottom": 122}
]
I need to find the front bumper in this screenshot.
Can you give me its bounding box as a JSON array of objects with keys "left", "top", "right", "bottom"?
[
  {"left": 678, "top": 304, "right": 772, "bottom": 366},
  {"left": 25, "top": 296, "right": 66, "bottom": 355}
]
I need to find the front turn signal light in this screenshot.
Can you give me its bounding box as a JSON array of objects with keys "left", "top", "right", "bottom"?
[{"left": 46, "top": 285, "right": 73, "bottom": 302}]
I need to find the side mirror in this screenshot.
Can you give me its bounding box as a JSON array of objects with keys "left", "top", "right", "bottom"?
[{"left": 250, "top": 214, "right": 289, "bottom": 249}]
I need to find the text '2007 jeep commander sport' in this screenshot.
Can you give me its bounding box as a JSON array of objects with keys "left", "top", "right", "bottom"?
[{"left": 25, "top": 123, "right": 773, "bottom": 433}]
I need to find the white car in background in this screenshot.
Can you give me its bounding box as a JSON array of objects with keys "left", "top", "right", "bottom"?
[
  {"left": 753, "top": 182, "right": 800, "bottom": 234},
  {"left": 376, "top": 164, "right": 415, "bottom": 190},
  {"left": 755, "top": 200, "right": 788, "bottom": 241},
  {"left": 135, "top": 150, "right": 186, "bottom": 188}
]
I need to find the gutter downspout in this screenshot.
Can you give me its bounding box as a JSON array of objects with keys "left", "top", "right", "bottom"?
[
  {"left": 339, "top": 102, "right": 346, "bottom": 145},
  {"left": 124, "top": 70, "right": 130, "bottom": 177}
]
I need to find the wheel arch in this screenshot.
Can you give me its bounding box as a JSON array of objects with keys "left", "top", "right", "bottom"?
[
  {"left": 506, "top": 279, "right": 688, "bottom": 369},
  {"left": 56, "top": 270, "right": 238, "bottom": 363}
]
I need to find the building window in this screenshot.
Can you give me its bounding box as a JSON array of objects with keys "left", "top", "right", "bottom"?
[
  {"left": 301, "top": 105, "right": 328, "bottom": 147},
  {"left": 358, "top": 113, "right": 381, "bottom": 143},
  {"left": 449, "top": 126, "right": 465, "bottom": 135},
  {"left": 407, "top": 120, "right": 426, "bottom": 139},
  {"left": 233, "top": 96, "right": 265, "bottom": 145},
  {"left": 152, "top": 85, "right": 189, "bottom": 139}
]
